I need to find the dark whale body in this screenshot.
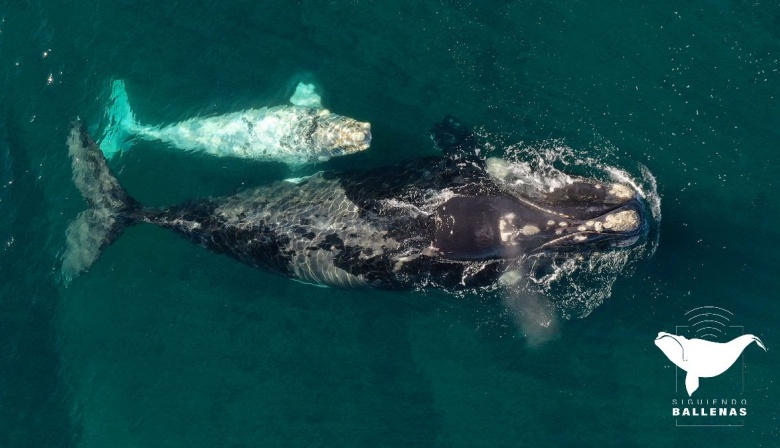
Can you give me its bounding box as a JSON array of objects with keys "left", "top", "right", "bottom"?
[{"left": 62, "top": 117, "right": 646, "bottom": 291}]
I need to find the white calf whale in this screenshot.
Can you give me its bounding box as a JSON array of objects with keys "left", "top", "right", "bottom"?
[{"left": 99, "top": 80, "right": 371, "bottom": 164}]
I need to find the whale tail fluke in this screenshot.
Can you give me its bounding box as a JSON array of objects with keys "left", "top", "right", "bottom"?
[
  {"left": 62, "top": 119, "right": 142, "bottom": 283},
  {"left": 100, "top": 79, "right": 140, "bottom": 159},
  {"left": 751, "top": 336, "right": 767, "bottom": 351},
  {"left": 685, "top": 373, "right": 700, "bottom": 396}
]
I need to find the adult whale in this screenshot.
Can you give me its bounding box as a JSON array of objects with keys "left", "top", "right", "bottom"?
[
  {"left": 100, "top": 80, "right": 371, "bottom": 164},
  {"left": 63, "top": 117, "right": 646, "bottom": 295}
]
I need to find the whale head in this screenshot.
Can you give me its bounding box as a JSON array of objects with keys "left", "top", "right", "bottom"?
[
  {"left": 655, "top": 332, "right": 689, "bottom": 365},
  {"left": 310, "top": 109, "right": 371, "bottom": 159},
  {"left": 433, "top": 172, "right": 647, "bottom": 261}
]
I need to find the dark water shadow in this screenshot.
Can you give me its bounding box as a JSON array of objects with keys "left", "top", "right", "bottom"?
[{"left": 0, "top": 108, "right": 77, "bottom": 447}]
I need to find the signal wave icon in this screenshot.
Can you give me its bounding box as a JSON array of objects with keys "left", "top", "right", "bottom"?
[{"left": 686, "top": 306, "right": 733, "bottom": 341}]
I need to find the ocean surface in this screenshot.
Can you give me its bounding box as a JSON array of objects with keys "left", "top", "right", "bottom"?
[{"left": 1, "top": 1, "right": 778, "bottom": 446}]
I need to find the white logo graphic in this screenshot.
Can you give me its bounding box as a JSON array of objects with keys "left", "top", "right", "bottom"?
[
  {"left": 655, "top": 332, "right": 766, "bottom": 396},
  {"left": 655, "top": 306, "right": 767, "bottom": 396}
]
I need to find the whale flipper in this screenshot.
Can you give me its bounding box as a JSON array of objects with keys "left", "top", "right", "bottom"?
[
  {"left": 685, "top": 373, "right": 700, "bottom": 396},
  {"left": 289, "top": 82, "right": 322, "bottom": 108},
  {"left": 498, "top": 269, "right": 558, "bottom": 346}
]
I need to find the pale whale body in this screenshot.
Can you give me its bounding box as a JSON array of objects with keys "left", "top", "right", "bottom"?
[
  {"left": 100, "top": 80, "right": 371, "bottom": 164},
  {"left": 65, "top": 117, "right": 646, "bottom": 307},
  {"left": 655, "top": 332, "right": 767, "bottom": 396}
]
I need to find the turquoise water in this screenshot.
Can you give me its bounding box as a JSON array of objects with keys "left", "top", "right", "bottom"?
[{"left": 1, "top": 1, "right": 778, "bottom": 446}]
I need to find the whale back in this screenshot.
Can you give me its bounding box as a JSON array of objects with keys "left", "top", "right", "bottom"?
[
  {"left": 138, "top": 106, "right": 370, "bottom": 163},
  {"left": 687, "top": 335, "right": 766, "bottom": 378},
  {"left": 148, "top": 156, "right": 504, "bottom": 289}
]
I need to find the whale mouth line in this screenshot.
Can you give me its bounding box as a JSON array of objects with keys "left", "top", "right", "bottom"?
[{"left": 533, "top": 200, "right": 645, "bottom": 252}]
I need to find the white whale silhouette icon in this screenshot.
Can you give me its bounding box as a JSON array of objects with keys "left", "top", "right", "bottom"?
[{"left": 654, "top": 332, "right": 767, "bottom": 396}]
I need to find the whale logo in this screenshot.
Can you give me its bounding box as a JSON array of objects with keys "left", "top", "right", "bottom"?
[{"left": 654, "top": 332, "right": 767, "bottom": 396}]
